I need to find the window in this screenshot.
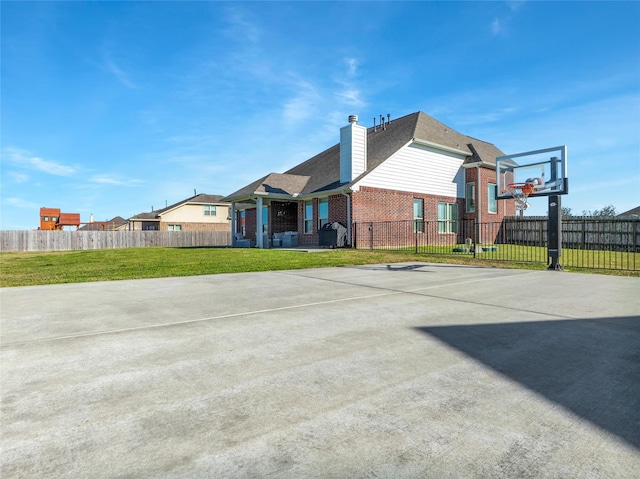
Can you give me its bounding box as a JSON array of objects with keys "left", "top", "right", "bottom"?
[
  {"left": 438, "top": 202, "right": 458, "bottom": 234},
  {"left": 488, "top": 183, "right": 497, "bottom": 213},
  {"left": 304, "top": 200, "right": 313, "bottom": 234},
  {"left": 413, "top": 198, "right": 424, "bottom": 233},
  {"left": 318, "top": 198, "right": 329, "bottom": 229},
  {"left": 204, "top": 205, "right": 217, "bottom": 216},
  {"left": 466, "top": 183, "right": 475, "bottom": 213},
  {"left": 168, "top": 224, "right": 182, "bottom": 231},
  {"left": 262, "top": 206, "right": 268, "bottom": 233}
]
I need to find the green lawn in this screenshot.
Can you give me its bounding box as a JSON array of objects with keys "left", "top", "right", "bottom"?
[{"left": 1, "top": 247, "right": 637, "bottom": 288}]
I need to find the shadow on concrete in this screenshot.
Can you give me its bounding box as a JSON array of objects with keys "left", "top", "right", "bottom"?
[
  {"left": 343, "top": 264, "right": 434, "bottom": 273},
  {"left": 415, "top": 316, "right": 640, "bottom": 449},
  {"left": 386, "top": 264, "right": 432, "bottom": 272}
]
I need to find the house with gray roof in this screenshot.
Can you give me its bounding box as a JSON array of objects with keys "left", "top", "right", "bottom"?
[
  {"left": 617, "top": 206, "right": 640, "bottom": 219},
  {"left": 223, "top": 111, "right": 515, "bottom": 248},
  {"left": 79, "top": 216, "right": 128, "bottom": 231},
  {"left": 128, "top": 193, "right": 231, "bottom": 232}
]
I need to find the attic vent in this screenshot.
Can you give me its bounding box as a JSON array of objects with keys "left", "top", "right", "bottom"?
[{"left": 348, "top": 114, "right": 358, "bottom": 124}]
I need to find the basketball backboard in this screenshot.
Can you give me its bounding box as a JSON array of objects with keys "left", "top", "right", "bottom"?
[{"left": 496, "top": 145, "right": 568, "bottom": 199}]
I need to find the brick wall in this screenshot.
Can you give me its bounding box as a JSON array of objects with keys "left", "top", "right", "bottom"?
[
  {"left": 329, "top": 194, "right": 348, "bottom": 226},
  {"left": 296, "top": 195, "right": 350, "bottom": 246},
  {"left": 352, "top": 186, "right": 462, "bottom": 224},
  {"left": 462, "top": 167, "right": 516, "bottom": 222},
  {"left": 350, "top": 186, "right": 465, "bottom": 248}
]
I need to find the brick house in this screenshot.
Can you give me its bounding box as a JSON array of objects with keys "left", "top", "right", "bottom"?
[
  {"left": 222, "top": 111, "right": 515, "bottom": 248},
  {"left": 128, "top": 194, "right": 231, "bottom": 232}
]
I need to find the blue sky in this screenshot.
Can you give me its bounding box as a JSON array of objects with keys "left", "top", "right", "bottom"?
[{"left": 1, "top": 1, "right": 639, "bottom": 229}]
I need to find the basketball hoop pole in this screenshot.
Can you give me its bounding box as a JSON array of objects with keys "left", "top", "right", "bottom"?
[{"left": 547, "top": 157, "right": 562, "bottom": 270}]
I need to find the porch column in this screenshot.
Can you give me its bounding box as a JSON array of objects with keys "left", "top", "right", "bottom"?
[
  {"left": 230, "top": 203, "right": 236, "bottom": 247},
  {"left": 256, "top": 196, "right": 264, "bottom": 249}
]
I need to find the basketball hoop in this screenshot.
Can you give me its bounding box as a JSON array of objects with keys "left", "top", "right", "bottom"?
[{"left": 504, "top": 182, "right": 535, "bottom": 211}]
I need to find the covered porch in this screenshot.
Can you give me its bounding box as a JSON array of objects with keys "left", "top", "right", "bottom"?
[
  {"left": 229, "top": 197, "right": 299, "bottom": 249},
  {"left": 222, "top": 172, "right": 352, "bottom": 249}
]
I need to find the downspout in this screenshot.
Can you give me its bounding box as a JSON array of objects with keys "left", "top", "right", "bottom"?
[{"left": 341, "top": 190, "right": 352, "bottom": 246}]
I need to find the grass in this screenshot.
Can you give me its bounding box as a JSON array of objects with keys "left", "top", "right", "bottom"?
[{"left": 1, "top": 246, "right": 637, "bottom": 288}]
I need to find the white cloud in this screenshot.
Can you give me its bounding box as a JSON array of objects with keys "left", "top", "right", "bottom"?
[
  {"left": 345, "top": 57, "right": 359, "bottom": 77},
  {"left": 90, "top": 174, "right": 144, "bottom": 187},
  {"left": 2, "top": 147, "right": 76, "bottom": 176},
  {"left": 223, "top": 7, "right": 262, "bottom": 45},
  {"left": 6, "top": 172, "right": 29, "bottom": 183},
  {"left": 333, "top": 57, "right": 367, "bottom": 109},
  {"left": 282, "top": 78, "right": 321, "bottom": 124},
  {"left": 105, "top": 57, "right": 137, "bottom": 89},
  {"left": 507, "top": 1, "right": 526, "bottom": 12},
  {"left": 336, "top": 89, "right": 365, "bottom": 108},
  {"left": 491, "top": 18, "right": 502, "bottom": 35},
  {"left": 3, "top": 197, "right": 40, "bottom": 210}
]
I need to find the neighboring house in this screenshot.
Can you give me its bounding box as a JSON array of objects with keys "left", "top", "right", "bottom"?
[
  {"left": 617, "top": 206, "right": 640, "bottom": 219},
  {"left": 222, "top": 111, "right": 516, "bottom": 248},
  {"left": 79, "top": 216, "right": 128, "bottom": 231},
  {"left": 128, "top": 194, "right": 231, "bottom": 232}
]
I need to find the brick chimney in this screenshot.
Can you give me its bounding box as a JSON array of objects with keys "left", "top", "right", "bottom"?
[{"left": 340, "top": 114, "right": 367, "bottom": 183}]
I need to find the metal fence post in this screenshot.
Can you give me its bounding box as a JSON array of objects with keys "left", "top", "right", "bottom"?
[{"left": 473, "top": 220, "right": 478, "bottom": 259}]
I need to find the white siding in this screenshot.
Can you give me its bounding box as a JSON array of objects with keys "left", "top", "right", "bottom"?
[
  {"left": 354, "top": 143, "right": 466, "bottom": 197},
  {"left": 340, "top": 123, "right": 367, "bottom": 183}
]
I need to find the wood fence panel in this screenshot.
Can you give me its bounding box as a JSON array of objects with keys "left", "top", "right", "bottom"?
[{"left": 0, "top": 231, "right": 231, "bottom": 252}]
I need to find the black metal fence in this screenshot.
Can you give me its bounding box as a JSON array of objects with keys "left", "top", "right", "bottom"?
[{"left": 352, "top": 217, "right": 639, "bottom": 272}]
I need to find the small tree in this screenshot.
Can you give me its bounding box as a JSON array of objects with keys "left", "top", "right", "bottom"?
[
  {"left": 561, "top": 207, "right": 573, "bottom": 217},
  {"left": 582, "top": 204, "right": 617, "bottom": 217}
]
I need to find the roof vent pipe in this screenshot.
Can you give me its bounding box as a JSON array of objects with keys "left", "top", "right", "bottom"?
[{"left": 348, "top": 114, "right": 358, "bottom": 124}]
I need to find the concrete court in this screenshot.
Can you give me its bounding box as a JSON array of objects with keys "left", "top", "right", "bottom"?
[{"left": 1, "top": 262, "right": 639, "bottom": 478}]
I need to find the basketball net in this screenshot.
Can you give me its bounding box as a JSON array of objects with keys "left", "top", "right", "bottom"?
[{"left": 505, "top": 182, "right": 534, "bottom": 212}]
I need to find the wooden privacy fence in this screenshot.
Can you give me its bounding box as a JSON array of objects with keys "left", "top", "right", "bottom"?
[
  {"left": 502, "top": 217, "right": 640, "bottom": 252},
  {"left": 1, "top": 230, "right": 231, "bottom": 252}
]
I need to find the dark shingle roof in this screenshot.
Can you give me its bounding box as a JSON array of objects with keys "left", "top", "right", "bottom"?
[
  {"left": 617, "top": 206, "right": 640, "bottom": 218},
  {"left": 223, "top": 111, "right": 505, "bottom": 201},
  {"left": 79, "top": 216, "right": 128, "bottom": 230}
]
